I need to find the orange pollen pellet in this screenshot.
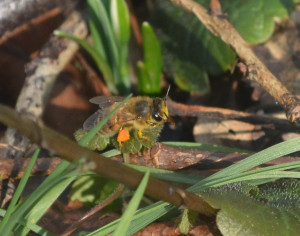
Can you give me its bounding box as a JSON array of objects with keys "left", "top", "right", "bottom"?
[{"left": 117, "top": 129, "right": 130, "bottom": 142}]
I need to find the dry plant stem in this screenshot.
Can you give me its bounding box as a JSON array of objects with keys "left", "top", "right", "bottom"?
[
  {"left": 0, "top": 104, "right": 216, "bottom": 216},
  {"left": 170, "top": 0, "right": 300, "bottom": 128},
  {"left": 2, "top": 11, "right": 88, "bottom": 158},
  {"left": 167, "top": 100, "right": 295, "bottom": 133},
  {"left": 62, "top": 184, "right": 125, "bottom": 236},
  {"left": 76, "top": 53, "right": 111, "bottom": 96}
]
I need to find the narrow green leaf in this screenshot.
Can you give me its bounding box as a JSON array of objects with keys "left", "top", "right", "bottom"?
[
  {"left": 88, "top": 1, "right": 107, "bottom": 61},
  {"left": 0, "top": 164, "right": 77, "bottom": 235},
  {"left": 190, "top": 137, "right": 300, "bottom": 192},
  {"left": 54, "top": 30, "right": 117, "bottom": 94},
  {"left": 113, "top": 171, "right": 150, "bottom": 236},
  {"left": 0, "top": 209, "right": 54, "bottom": 236},
  {"left": 88, "top": 0, "right": 119, "bottom": 65},
  {"left": 0, "top": 149, "right": 40, "bottom": 235},
  {"left": 110, "top": 0, "right": 131, "bottom": 94},
  {"left": 110, "top": 0, "right": 130, "bottom": 44},
  {"left": 88, "top": 0, "right": 122, "bottom": 91},
  {"left": 16, "top": 175, "right": 77, "bottom": 236},
  {"left": 126, "top": 164, "right": 203, "bottom": 184},
  {"left": 88, "top": 201, "right": 173, "bottom": 236}
]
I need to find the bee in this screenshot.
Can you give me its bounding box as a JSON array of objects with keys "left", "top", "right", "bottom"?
[{"left": 74, "top": 91, "right": 172, "bottom": 154}]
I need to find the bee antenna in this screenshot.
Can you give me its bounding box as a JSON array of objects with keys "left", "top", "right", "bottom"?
[{"left": 164, "top": 85, "right": 171, "bottom": 100}]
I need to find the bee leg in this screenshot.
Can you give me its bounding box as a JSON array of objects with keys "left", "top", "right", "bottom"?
[
  {"left": 117, "top": 125, "right": 132, "bottom": 148},
  {"left": 135, "top": 129, "right": 152, "bottom": 142},
  {"left": 123, "top": 153, "right": 130, "bottom": 163}
]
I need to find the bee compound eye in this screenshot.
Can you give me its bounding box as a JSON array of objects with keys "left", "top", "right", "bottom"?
[{"left": 152, "top": 113, "right": 162, "bottom": 122}]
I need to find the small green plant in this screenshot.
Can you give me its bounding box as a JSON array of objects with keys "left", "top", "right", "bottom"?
[
  {"left": 56, "top": 0, "right": 131, "bottom": 95},
  {"left": 55, "top": 0, "right": 163, "bottom": 96}
]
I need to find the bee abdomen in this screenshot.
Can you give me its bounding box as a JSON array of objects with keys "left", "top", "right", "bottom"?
[{"left": 98, "top": 115, "right": 120, "bottom": 137}]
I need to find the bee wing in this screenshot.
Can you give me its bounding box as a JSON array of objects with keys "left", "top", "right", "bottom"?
[
  {"left": 89, "top": 96, "right": 124, "bottom": 109},
  {"left": 83, "top": 110, "right": 105, "bottom": 130}
]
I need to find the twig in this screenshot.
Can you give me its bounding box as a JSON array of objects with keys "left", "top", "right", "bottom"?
[
  {"left": 0, "top": 157, "right": 61, "bottom": 179},
  {"left": 0, "top": 0, "right": 79, "bottom": 38},
  {"left": 0, "top": 103, "right": 215, "bottom": 216},
  {"left": 2, "top": 11, "right": 88, "bottom": 158},
  {"left": 170, "top": 0, "right": 300, "bottom": 128},
  {"left": 167, "top": 99, "right": 296, "bottom": 132}
]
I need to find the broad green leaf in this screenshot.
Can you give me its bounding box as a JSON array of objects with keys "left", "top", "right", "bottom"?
[
  {"left": 178, "top": 209, "right": 198, "bottom": 234},
  {"left": 152, "top": 0, "right": 235, "bottom": 93},
  {"left": 138, "top": 22, "right": 162, "bottom": 95},
  {"left": 74, "top": 130, "right": 110, "bottom": 151},
  {"left": 201, "top": 181, "right": 300, "bottom": 236},
  {"left": 137, "top": 61, "right": 150, "bottom": 93},
  {"left": 173, "top": 59, "right": 210, "bottom": 93},
  {"left": 225, "top": 0, "right": 297, "bottom": 44}
]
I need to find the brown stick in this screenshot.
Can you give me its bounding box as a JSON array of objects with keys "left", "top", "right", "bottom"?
[{"left": 170, "top": 0, "right": 300, "bottom": 128}]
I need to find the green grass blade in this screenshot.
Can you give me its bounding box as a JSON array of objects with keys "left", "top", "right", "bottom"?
[
  {"left": 113, "top": 171, "right": 150, "bottom": 236},
  {"left": 16, "top": 174, "right": 78, "bottom": 236},
  {"left": 79, "top": 94, "right": 132, "bottom": 146},
  {"left": 87, "top": 201, "right": 173, "bottom": 236},
  {"left": 88, "top": 0, "right": 121, "bottom": 90},
  {"left": 88, "top": 0, "right": 119, "bottom": 65},
  {"left": 110, "top": 0, "right": 131, "bottom": 93},
  {"left": 2, "top": 166, "right": 77, "bottom": 235},
  {"left": 54, "top": 30, "right": 117, "bottom": 94},
  {"left": 0, "top": 148, "right": 40, "bottom": 235},
  {"left": 88, "top": 1, "right": 107, "bottom": 61},
  {"left": 110, "top": 0, "right": 130, "bottom": 44},
  {"left": 0, "top": 209, "right": 54, "bottom": 236},
  {"left": 190, "top": 137, "right": 300, "bottom": 192}
]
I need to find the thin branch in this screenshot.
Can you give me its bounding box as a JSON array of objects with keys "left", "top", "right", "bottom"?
[
  {"left": 0, "top": 103, "right": 215, "bottom": 216},
  {"left": 170, "top": 0, "right": 300, "bottom": 128},
  {"left": 1, "top": 144, "right": 299, "bottom": 180}
]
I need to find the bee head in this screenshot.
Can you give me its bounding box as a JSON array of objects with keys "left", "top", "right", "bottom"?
[{"left": 152, "top": 98, "right": 169, "bottom": 123}]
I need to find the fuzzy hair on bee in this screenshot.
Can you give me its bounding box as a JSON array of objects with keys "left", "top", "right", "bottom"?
[{"left": 74, "top": 92, "right": 172, "bottom": 154}]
